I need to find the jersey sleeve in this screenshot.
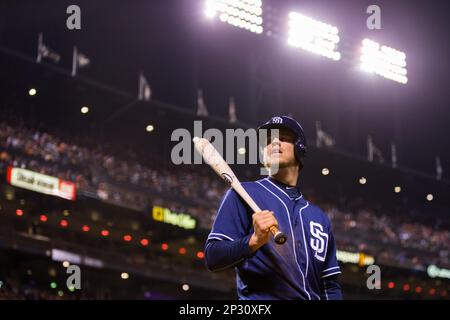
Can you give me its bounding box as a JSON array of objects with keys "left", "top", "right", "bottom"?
[
  {"left": 204, "top": 188, "right": 254, "bottom": 272},
  {"left": 321, "top": 222, "right": 341, "bottom": 279},
  {"left": 207, "top": 188, "right": 252, "bottom": 242},
  {"left": 322, "top": 274, "right": 343, "bottom": 300},
  {"left": 320, "top": 218, "right": 343, "bottom": 299}
]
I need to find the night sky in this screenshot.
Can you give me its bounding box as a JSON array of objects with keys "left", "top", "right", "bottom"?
[{"left": 1, "top": 0, "right": 449, "bottom": 179}]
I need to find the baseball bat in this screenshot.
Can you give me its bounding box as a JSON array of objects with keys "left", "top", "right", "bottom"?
[{"left": 193, "top": 137, "right": 287, "bottom": 245}]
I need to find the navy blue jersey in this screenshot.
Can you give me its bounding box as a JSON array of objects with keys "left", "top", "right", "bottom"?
[{"left": 205, "top": 177, "right": 342, "bottom": 300}]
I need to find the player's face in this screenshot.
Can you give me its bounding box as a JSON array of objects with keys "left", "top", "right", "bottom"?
[{"left": 263, "top": 128, "right": 298, "bottom": 168}]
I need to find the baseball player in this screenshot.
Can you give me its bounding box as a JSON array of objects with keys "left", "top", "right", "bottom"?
[{"left": 205, "top": 115, "right": 342, "bottom": 300}]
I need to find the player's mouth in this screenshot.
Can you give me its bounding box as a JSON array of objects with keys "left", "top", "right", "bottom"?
[{"left": 271, "top": 148, "right": 282, "bottom": 155}]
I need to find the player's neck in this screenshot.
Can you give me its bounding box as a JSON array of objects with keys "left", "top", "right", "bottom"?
[{"left": 270, "top": 165, "right": 299, "bottom": 187}]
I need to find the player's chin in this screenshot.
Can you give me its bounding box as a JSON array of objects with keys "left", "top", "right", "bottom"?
[
  {"left": 277, "top": 162, "right": 294, "bottom": 169},
  {"left": 266, "top": 159, "right": 290, "bottom": 169}
]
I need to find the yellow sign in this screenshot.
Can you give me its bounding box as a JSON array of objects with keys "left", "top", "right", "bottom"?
[
  {"left": 427, "top": 265, "right": 450, "bottom": 279},
  {"left": 152, "top": 206, "right": 196, "bottom": 230},
  {"left": 336, "top": 250, "right": 375, "bottom": 266}
]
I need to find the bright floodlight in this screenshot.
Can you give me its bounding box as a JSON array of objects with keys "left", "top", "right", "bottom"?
[
  {"left": 28, "top": 88, "right": 37, "bottom": 96},
  {"left": 360, "top": 38, "right": 408, "bottom": 84},
  {"left": 204, "top": 0, "right": 263, "bottom": 34},
  {"left": 288, "top": 11, "right": 341, "bottom": 61},
  {"left": 182, "top": 284, "right": 190, "bottom": 291}
]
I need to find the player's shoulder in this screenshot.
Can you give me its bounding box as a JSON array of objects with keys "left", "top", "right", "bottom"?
[
  {"left": 303, "top": 199, "right": 331, "bottom": 223},
  {"left": 240, "top": 180, "right": 265, "bottom": 191},
  {"left": 221, "top": 181, "right": 261, "bottom": 199}
]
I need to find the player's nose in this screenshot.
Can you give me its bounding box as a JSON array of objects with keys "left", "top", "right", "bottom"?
[{"left": 271, "top": 137, "right": 281, "bottom": 145}]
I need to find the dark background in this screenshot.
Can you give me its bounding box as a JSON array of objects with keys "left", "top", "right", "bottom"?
[{"left": 1, "top": 0, "right": 449, "bottom": 178}]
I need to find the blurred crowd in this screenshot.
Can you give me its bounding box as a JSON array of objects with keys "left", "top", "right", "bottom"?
[
  {"left": 0, "top": 117, "right": 449, "bottom": 270},
  {"left": 0, "top": 120, "right": 224, "bottom": 207},
  {"left": 0, "top": 277, "right": 65, "bottom": 300},
  {"left": 324, "top": 204, "right": 449, "bottom": 269}
]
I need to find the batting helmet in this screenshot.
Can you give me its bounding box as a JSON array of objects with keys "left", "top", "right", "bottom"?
[{"left": 257, "top": 115, "right": 307, "bottom": 167}]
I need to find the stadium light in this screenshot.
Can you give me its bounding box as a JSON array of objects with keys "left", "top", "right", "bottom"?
[
  {"left": 360, "top": 38, "right": 408, "bottom": 84},
  {"left": 426, "top": 193, "right": 434, "bottom": 201},
  {"left": 359, "top": 177, "right": 367, "bottom": 185},
  {"left": 182, "top": 284, "right": 190, "bottom": 291},
  {"left": 28, "top": 88, "right": 37, "bottom": 96},
  {"left": 5, "top": 191, "right": 14, "bottom": 201},
  {"left": 204, "top": 0, "right": 263, "bottom": 34},
  {"left": 121, "top": 272, "right": 129, "bottom": 280},
  {"left": 238, "top": 147, "right": 246, "bottom": 155},
  {"left": 81, "top": 106, "right": 89, "bottom": 114},
  {"left": 91, "top": 211, "right": 100, "bottom": 221},
  {"left": 394, "top": 186, "right": 401, "bottom": 193},
  {"left": 288, "top": 11, "right": 341, "bottom": 61},
  {"left": 62, "top": 261, "right": 70, "bottom": 268},
  {"left": 146, "top": 125, "right": 154, "bottom": 132},
  {"left": 321, "top": 168, "right": 330, "bottom": 175},
  {"left": 48, "top": 268, "right": 57, "bottom": 277}
]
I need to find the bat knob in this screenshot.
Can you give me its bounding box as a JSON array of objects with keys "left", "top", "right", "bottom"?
[{"left": 274, "top": 231, "right": 287, "bottom": 245}]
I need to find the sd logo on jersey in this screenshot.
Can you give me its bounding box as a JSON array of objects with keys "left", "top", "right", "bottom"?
[{"left": 309, "top": 221, "right": 328, "bottom": 262}]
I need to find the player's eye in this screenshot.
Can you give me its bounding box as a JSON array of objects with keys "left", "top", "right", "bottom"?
[
  {"left": 279, "top": 135, "right": 295, "bottom": 143},
  {"left": 263, "top": 132, "right": 294, "bottom": 146}
]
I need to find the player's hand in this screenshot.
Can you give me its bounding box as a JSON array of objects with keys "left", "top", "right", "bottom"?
[{"left": 249, "top": 210, "right": 278, "bottom": 252}]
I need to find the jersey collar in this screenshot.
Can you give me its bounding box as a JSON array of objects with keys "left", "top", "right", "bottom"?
[{"left": 265, "top": 177, "right": 303, "bottom": 201}]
